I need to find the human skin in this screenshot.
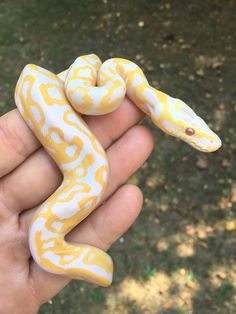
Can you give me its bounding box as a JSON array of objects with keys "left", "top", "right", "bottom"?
[{"left": 0, "top": 97, "right": 154, "bottom": 314}]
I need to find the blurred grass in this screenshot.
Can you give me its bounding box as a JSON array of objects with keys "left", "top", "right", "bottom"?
[{"left": 0, "top": 0, "right": 236, "bottom": 313}]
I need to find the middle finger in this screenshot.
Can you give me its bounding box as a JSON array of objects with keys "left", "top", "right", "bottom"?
[{"left": 2, "top": 125, "right": 153, "bottom": 213}]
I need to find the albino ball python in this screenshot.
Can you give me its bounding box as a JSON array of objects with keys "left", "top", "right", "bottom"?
[{"left": 14, "top": 54, "right": 221, "bottom": 287}]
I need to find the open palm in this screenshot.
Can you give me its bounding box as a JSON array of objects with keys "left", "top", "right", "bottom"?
[{"left": 0, "top": 97, "right": 153, "bottom": 313}]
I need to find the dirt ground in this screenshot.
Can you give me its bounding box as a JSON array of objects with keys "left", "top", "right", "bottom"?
[{"left": 0, "top": 0, "right": 235, "bottom": 313}]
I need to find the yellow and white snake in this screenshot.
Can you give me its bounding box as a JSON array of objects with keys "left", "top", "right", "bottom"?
[{"left": 14, "top": 54, "right": 221, "bottom": 287}]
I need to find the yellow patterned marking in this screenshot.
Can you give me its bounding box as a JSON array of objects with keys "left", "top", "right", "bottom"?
[{"left": 39, "top": 83, "right": 68, "bottom": 106}]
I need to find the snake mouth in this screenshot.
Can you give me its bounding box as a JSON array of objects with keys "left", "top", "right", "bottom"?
[{"left": 187, "top": 135, "right": 222, "bottom": 152}]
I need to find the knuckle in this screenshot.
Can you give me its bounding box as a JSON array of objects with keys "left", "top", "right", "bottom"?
[{"left": 0, "top": 179, "right": 12, "bottom": 222}]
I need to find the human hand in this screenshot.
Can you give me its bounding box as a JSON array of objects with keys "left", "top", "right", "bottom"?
[{"left": 0, "top": 97, "right": 154, "bottom": 313}]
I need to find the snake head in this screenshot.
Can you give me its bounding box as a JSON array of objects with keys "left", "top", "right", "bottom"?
[{"left": 152, "top": 97, "right": 222, "bottom": 152}]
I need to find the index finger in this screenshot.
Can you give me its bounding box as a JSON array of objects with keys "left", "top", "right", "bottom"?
[{"left": 0, "top": 97, "right": 144, "bottom": 177}]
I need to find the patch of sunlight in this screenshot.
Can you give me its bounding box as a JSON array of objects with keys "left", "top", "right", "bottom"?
[
  {"left": 176, "top": 241, "right": 195, "bottom": 258},
  {"left": 156, "top": 238, "right": 169, "bottom": 252},
  {"left": 145, "top": 173, "right": 165, "bottom": 189},
  {"left": 106, "top": 273, "right": 171, "bottom": 312},
  {"left": 231, "top": 182, "right": 236, "bottom": 203},
  {"left": 105, "top": 271, "right": 199, "bottom": 313},
  {"left": 172, "top": 268, "right": 200, "bottom": 292},
  {"left": 218, "top": 196, "right": 232, "bottom": 210},
  {"left": 185, "top": 222, "right": 217, "bottom": 242},
  {"left": 213, "top": 103, "right": 227, "bottom": 131},
  {"left": 209, "top": 264, "right": 235, "bottom": 289}
]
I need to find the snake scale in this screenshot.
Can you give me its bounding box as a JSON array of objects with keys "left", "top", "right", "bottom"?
[{"left": 14, "top": 54, "right": 221, "bottom": 287}]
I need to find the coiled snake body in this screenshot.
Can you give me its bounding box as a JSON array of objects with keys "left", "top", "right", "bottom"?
[{"left": 15, "top": 54, "right": 221, "bottom": 287}]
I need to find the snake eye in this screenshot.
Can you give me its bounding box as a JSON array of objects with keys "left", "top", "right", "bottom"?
[{"left": 185, "top": 127, "right": 195, "bottom": 136}]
